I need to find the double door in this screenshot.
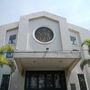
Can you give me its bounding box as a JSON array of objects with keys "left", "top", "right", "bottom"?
[{"left": 25, "top": 71, "right": 67, "bottom": 90}]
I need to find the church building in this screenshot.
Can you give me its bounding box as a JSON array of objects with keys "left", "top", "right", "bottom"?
[{"left": 0, "top": 12, "right": 90, "bottom": 90}]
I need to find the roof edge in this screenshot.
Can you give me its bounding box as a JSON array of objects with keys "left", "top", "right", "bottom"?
[{"left": 0, "top": 21, "right": 19, "bottom": 30}]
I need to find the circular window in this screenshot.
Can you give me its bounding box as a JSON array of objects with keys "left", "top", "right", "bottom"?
[{"left": 35, "top": 27, "right": 54, "bottom": 42}]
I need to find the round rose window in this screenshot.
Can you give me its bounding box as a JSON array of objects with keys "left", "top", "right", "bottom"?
[{"left": 35, "top": 27, "right": 54, "bottom": 42}]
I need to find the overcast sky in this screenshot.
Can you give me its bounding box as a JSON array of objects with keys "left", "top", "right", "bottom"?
[{"left": 0, "top": 0, "right": 90, "bottom": 30}]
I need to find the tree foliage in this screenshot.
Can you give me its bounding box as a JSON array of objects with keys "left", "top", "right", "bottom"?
[
  {"left": 0, "top": 44, "right": 15, "bottom": 74},
  {"left": 80, "top": 39, "right": 90, "bottom": 70},
  {"left": 81, "top": 39, "right": 90, "bottom": 53}
]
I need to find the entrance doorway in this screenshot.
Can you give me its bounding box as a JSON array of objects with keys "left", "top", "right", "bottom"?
[{"left": 25, "top": 71, "right": 67, "bottom": 90}]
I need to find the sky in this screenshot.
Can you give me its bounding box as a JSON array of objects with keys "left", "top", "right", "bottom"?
[{"left": 0, "top": 0, "right": 90, "bottom": 30}]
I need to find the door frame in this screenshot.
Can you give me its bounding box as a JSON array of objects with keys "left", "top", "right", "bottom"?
[{"left": 24, "top": 71, "right": 67, "bottom": 90}]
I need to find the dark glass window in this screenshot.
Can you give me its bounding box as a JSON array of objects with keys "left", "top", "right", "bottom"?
[
  {"left": 0, "top": 74, "right": 10, "bottom": 90},
  {"left": 78, "top": 74, "right": 87, "bottom": 90},
  {"left": 35, "top": 27, "right": 54, "bottom": 42},
  {"left": 70, "top": 83, "right": 76, "bottom": 90},
  {"left": 8, "top": 34, "right": 16, "bottom": 45},
  {"left": 70, "top": 36, "right": 77, "bottom": 45}
]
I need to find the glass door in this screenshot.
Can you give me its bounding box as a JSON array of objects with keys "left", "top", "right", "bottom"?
[{"left": 24, "top": 71, "right": 67, "bottom": 90}]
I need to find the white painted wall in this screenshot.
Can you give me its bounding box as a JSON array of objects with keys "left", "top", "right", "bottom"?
[
  {"left": 68, "top": 23, "right": 90, "bottom": 59},
  {"left": 68, "top": 23, "right": 90, "bottom": 90},
  {"left": 8, "top": 66, "right": 25, "bottom": 90},
  {"left": 68, "top": 60, "right": 89, "bottom": 90},
  {"left": 16, "top": 16, "right": 63, "bottom": 51}
]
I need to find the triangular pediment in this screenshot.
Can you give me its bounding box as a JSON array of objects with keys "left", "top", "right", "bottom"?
[{"left": 22, "top": 11, "right": 65, "bottom": 22}]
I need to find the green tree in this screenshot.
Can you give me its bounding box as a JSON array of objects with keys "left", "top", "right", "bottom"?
[
  {"left": 0, "top": 44, "right": 16, "bottom": 74},
  {"left": 80, "top": 39, "right": 90, "bottom": 70},
  {"left": 81, "top": 39, "right": 90, "bottom": 53}
]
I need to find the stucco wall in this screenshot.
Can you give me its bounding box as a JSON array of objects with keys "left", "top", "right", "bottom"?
[
  {"left": 67, "top": 60, "right": 89, "bottom": 90},
  {"left": 17, "top": 16, "right": 63, "bottom": 51},
  {"left": 8, "top": 67, "right": 25, "bottom": 90},
  {"left": 68, "top": 23, "right": 90, "bottom": 59}
]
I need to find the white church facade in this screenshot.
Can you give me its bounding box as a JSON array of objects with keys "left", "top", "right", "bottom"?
[{"left": 0, "top": 12, "right": 90, "bottom": 90}]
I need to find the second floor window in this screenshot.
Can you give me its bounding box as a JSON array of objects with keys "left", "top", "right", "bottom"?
[
  {"left": 8, "top": 34, "right": 16, "bottom": 45},
  {"left": 70, "top": 36, "right": 77, "bottom": 45}
]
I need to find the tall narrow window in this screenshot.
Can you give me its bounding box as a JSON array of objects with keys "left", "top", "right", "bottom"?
[
  {"left": 78, "top": 74, "right": 87, "bottom": 90},
  {"left": 0, "top": 74, "right": 10, "bottom": 90}
]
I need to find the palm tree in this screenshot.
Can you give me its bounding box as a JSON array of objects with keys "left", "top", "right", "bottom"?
[
  {"left": 0, "top": 44, "right": 16, "bottom": 74},
  {"left": 80, "top": 39, "right": 90, "bottom": 70}
]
